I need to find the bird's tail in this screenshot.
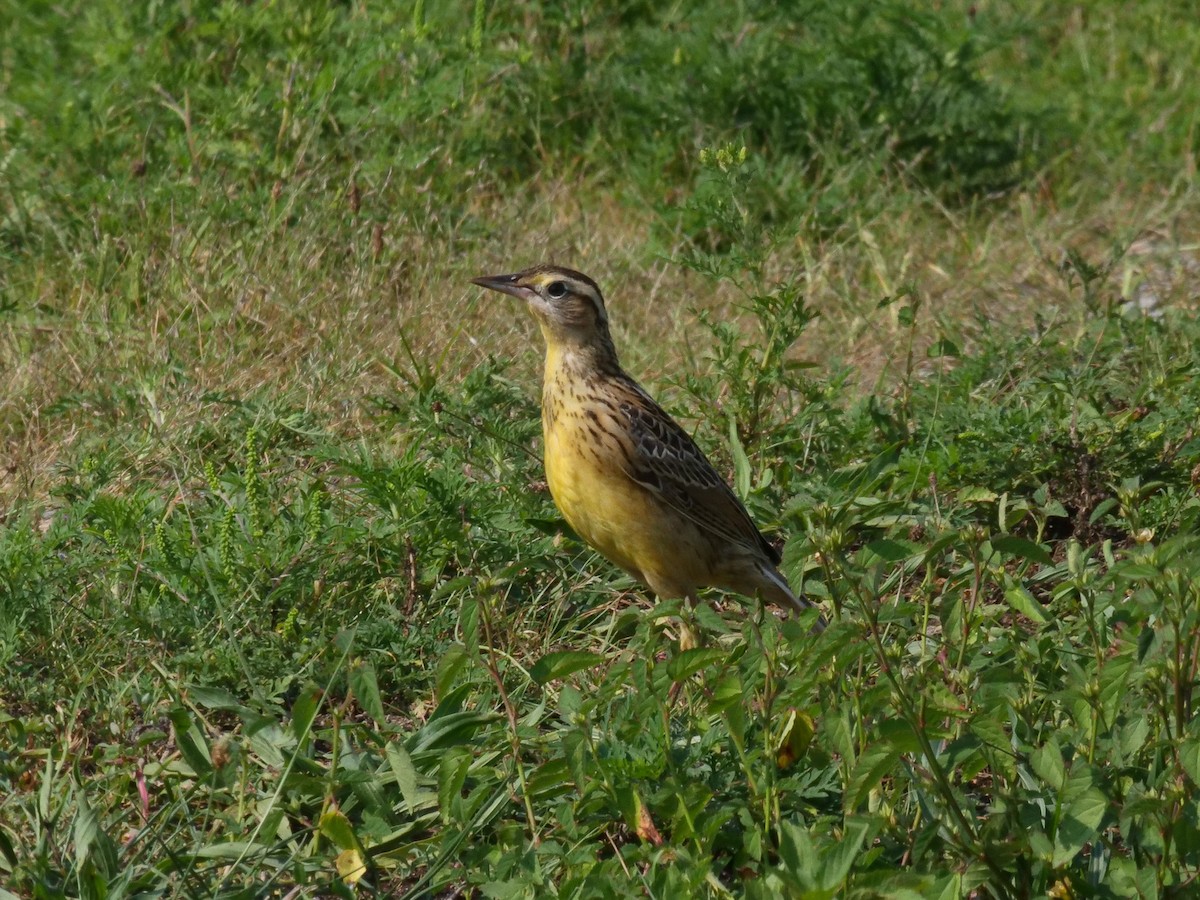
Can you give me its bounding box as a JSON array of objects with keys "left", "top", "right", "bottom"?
[{"left": 757, "top": 562, "right": 827, "bottom": 633}]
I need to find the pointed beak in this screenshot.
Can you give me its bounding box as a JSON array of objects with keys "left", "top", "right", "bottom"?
[{"left": 471, "top": 273, "right": 534, "bottom": 300}]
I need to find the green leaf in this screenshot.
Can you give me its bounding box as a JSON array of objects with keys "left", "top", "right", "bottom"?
[
  {"left": 319, "top": 808, "right": 360, "bottom": 852},
  {"left": 386, "top": 742, "right": 421, "bottom": 813},
  {"left": 73, "top": 787, "right": 118, "bottom": 878},
  {"left": 1088, "top": 497, "right": 1120, "bottom": 524},
  {"left": 188, "top": 686, "right": 253, "bottom": 714},
  {"left": 193, "top": 841, "right": 275, "bottom": 859},
  {"left": 259, "top": 805, "right": 288, "bottom": 844},
  {"left": 38, "top": 748, "right": 53, "bottom": 821},
  {"left": 1029, "top": 828, "right": 1053, "bottom": 860},
  {"left": 927, "top": 338, "right": 960, "bottom": 358},
  {"left": 525, "top": 515, "right": 572, "bottom": 536},
  {"left": 245, "top": 720, "right": 290, "bottom": 768},
  {"left": 998, "top": 492, "right": 1011, "bottom": 532},
  {"left": 826, "top": 711, "right": 856, "bottom": 765},
  {"left": 1038, "top": 497, "right": 1070, "bottom": 519},
  {"left": 957, "top": 486, "right": 998, "bottom": 503},
  {"left": 557, "top": 684, "right": 582, "bottom": 717},
  {"left": 694, "top": 601, "right": 734, "bottom": 633},
  {"left": 168, "top": 707, "right": 212, "bottom": 777},
  {"left": 879, "top": 718, "right": 922, "bottom": 754},
  {"left": 0, "top": 823, "right": 17, "bottom": 868},
  {"left": 729, "top": 417, "right": 751, "bottom": 500},
  {"left": 942, "top": 735, "right": 986, "bottom": 779},
  {"left": 350, "top": 661, "right": 386, "bottom": 727},
  {"left": 561, "top": 730, "right": 588, "bottom": 790},
  {"left": 818, "top": 817, "right": 875, "bottom": 890},
  {"left": 408, "top": 710, "right": 495, "bottom": 753},
  {"left": 724, "top": 701, "right": 748, "bottom": 748},
  {"left": 969, "top": 714, "right": 1015, "bottom": 778},
  {"left": 847, "top": 740, "right": 901, "bottom": 810},
  {"left": 1178, "top": 738, "right": 1200, "bottom": 784},
  {"left": 1053, "top": 785, "right": 1108, "bottom": 866},
  {"left": 437, "top": 747, "right": 472, "bottom": 823},
  {"left": 862, "top": 538, "right": 918, "bottom": 563},
  {"left": 707, "top": 672, "right": 744, "bottom": 715},
  {"left": 479, "top": 880, "right": 527, "bottom": 899},
  {"left": 1114, "top": 562, "right": 1162, "bottom": 581},
  {"left": 991, "top": 534, "right": 1053, "bottom": 565},
  {"left": 291, "top": 685, "right": 321, "bottom": 742},
  {"left": 1031, "top": 739, "right": 1065, "bottom": 791},
  {"left": 459, "top": 595, "right": 480, "bottom": 656},
  {"left": 530, "top": 650, "right": 604, "bottom": 685},
  {"left": 526, "top": 758, "right": 573, "bottom": 798},
  {"left": 1003, "top": 585, "right": 1048, "bottom": 623},
  {"left": 435, "top": 644, "right": 470, "bottom": 700},
  {"left": 777, "top": 820, "right": 818, "bottom": 887},
  {"left": 1098, "top": 648, "right": 1135, "bottom": 721},
  {"left": 612, "top": 784, "right": 640, "bottom": 834},
  {"left": 926, "top": 873, "right": 969, "bottom": 900},
  {"left": 667, "top": 647, "right": 727, "bottom": 681},
  {"left": 1117, "top": 716, "right": 1150, "bottom": 761}
]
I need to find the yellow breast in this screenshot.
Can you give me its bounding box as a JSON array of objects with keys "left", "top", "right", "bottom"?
[
  {"left": 539, "top": 362, "right": 709, "bottom": 596},
  {"left": 543, "top": 400, "right": 651, "bottom": 579}
]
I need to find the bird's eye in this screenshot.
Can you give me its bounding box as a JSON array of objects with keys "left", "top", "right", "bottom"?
[{"left": 546, "top": 281, "right": 567, "bottom": 299}]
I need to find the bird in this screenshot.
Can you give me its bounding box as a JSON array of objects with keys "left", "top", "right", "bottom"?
[{"left": 471, "top": 264, "right": 823, "bottom": 628}]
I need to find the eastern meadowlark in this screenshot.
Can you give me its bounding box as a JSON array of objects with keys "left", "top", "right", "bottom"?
[{"left": 472, "top": 264, "right": 822, "bottom": 626}]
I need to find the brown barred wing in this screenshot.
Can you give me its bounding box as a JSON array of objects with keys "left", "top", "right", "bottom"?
[{"left": 615, "top": 384, "right": 780, "bottom": 565}]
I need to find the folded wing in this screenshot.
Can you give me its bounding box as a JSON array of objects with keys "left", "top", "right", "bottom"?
[{"left": 614, "top": 382, "right": 781, "bottom": 565}]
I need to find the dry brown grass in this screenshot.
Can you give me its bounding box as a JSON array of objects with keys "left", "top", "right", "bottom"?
[{"left": 4, "top": 168, "right": 1197, "bottom": 509}]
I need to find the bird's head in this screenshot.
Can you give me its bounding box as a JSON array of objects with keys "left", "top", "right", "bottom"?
[{"left": 471, "top": 265, "right": 613, "bottom": 354}]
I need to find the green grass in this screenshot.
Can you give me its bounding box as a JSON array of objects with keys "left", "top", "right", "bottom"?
[{"left": 2, "top": 0, "right": 1200, "bottom": 896}]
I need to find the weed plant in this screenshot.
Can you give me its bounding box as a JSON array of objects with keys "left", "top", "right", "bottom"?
[{"left": 3, "top": 1, "right": 1200, "bottom": 897}]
